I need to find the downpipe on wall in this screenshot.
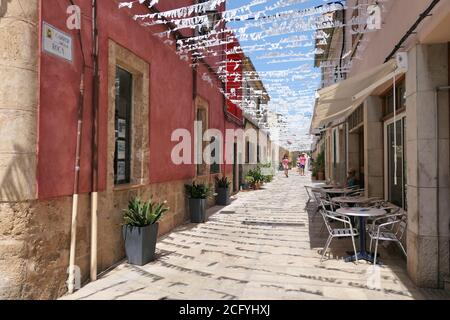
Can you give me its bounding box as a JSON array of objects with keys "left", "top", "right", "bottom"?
[
  {"left": 90, "top": 0, "right": 99, "bottom": 283},
  {"left": 68, "top": 74, "right": 85, "bottom": 294},
  {"left": 67, "top": 0, "right": 87, "bottom": 294}
]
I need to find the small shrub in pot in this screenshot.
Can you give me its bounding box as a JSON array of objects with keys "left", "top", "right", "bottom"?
[
  {"left": 215, "top": 176, "right": 231, "bottom": 205},
  {"left": 122, "top": 198, "right": 169, "bottom": 266},
  {"left": 185, "top": 182, "right": 213, "bottom": 223}
]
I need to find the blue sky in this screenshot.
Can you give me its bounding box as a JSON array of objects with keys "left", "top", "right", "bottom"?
[{"left": 226, "top": 0, "right": 329, "bottom": 150}]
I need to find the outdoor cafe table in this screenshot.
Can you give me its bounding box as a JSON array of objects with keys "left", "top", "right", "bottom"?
[
  {"left": 323, "top": 188, "right": 354, "bottom": 196},
  {"left": 310, "top": 184, "right": 336, "bottom": 189},
  {"left": 331, "top": 196, "right": 373, "bottom": 207},
  {"left": 336, "top": 207, "right": 387, "bottom": 263}
]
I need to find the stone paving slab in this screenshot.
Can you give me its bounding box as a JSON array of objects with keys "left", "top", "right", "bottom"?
[{"left": 61, "top": 172, "right": 450, "bottom": 300}]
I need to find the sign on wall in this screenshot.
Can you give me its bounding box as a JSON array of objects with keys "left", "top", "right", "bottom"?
[{"left": 42, "top": 22, "right": 73, "bottom": 62}]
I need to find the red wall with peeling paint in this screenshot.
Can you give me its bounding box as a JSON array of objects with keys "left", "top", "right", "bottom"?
[{"left": 37, "top": 0, "right": 240, "bottom": 199}]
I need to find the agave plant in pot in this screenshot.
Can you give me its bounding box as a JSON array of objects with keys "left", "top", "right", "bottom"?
[
  {"left": 185, "top": 182, "right": 213, "bottom": 223},
  {"left": 215, "top": 176, "right": 231, "bottom": 206},
  {"left": 122, "top": 197, "right": 169, "bottom": 266}
]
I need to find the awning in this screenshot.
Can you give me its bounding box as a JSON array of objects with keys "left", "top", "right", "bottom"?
[{"left": 310, "top": 59, "right": 405, "bottom": 132}]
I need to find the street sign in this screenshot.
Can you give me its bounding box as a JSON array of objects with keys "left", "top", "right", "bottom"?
[{"left": 42, "top": 22, "right": 73, "bottom": 62}]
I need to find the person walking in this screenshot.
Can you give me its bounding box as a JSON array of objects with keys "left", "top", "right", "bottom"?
[
  {"left": 297, "top": 153, "right": 307, "bottom": 176},
  {"left": 282, "top": 155, "right": 290, "bottom": 178}
]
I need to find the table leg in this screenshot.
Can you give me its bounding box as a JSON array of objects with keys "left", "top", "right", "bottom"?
[
  {"left": 359, "top": 216, "right": 366, "bottom": 253},
  {"left": 344, "top": 216, "right": 380, "bottom": 264}
]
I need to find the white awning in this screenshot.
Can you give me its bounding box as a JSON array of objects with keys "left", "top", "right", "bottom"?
[{"left": 310, "top": 59, "right": 405, "bottom": 132}]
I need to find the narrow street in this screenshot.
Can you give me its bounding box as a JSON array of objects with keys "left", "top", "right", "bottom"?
[{"left": 61, "top": 172, "right": 442, "bottom": 300}]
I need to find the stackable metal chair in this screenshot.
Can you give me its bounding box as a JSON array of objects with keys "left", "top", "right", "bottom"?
[
  {"left": 320, "top": 210, "right": 359, "bottom": 263},
  {"left": 368, "top": 210, "right": 407, "bottom": 265},
  {"left": 347, "top": 188, "right": 365, "bottom": 197},
  {"left": 311, "top": 189, "right": 325, "bottom": 214},
  {"left": 304, "top": 186, "right": 314, "bottom": 206}
]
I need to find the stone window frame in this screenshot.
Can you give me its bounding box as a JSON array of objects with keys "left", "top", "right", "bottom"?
[
  {"left": 108, "top": 41, "right": 150, "bottom": 191},
  {"left": 195, "top": 96, "right": 218, "bottom": 177}
]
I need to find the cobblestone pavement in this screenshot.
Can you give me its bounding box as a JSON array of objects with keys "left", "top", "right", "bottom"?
[{"left": 62, "top": 172, "right": 449, "bottom": 300}]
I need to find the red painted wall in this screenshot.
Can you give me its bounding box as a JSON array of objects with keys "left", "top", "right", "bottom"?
[
  {"left": 225, "top": 32, "right": 244, "bottom": 122},
  {"left": 37, "top": 0, "right": 237, "bottom": 199}
]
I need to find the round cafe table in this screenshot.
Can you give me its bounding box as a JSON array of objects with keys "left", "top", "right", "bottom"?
[
  {"left": 336, "top": 207, "right": 387, "bottom": 263},
  {"left": 310, "top": 183, "right": 335, "bottom": 189},
  {"left": 323, "top": 188, "right": 354, "bottom": 196},
  {"left": 332, "top": 196, "right": 373, "bottom": 207}
]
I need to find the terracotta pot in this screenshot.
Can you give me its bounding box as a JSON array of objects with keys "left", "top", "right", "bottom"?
[{"left": 317, "top": 172, "right": 325, "bottom": 181}]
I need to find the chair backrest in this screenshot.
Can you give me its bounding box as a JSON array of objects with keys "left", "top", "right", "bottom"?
[
  {"left": 319, "top": 209, "right": 333, "bottom": 235},
  {"left": 311, "top": 189, "right": 323, "bottom": 203},
  {"left": 305, "top": 186, "right": 313, "bottom": 199},
  {"left": 394, "top": 211, "right": 408, "bottom": 241},
  {"left": 319, "top": 196, "right": 335, "bottom": 212}
]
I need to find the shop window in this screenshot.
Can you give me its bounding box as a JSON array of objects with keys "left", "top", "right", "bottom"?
[
  {"left": 108, "top": 41, "right": 150, "bottom": 188},
  {"left": 245, "top": 140, "right": 250, "bottom": 164},
  {"left": 114, "top": 67, "right": 132, "bottom": 185},
  {"left": 196, "top": 107, "right": 207, "bottom": 176},
  {"left": 383, "top": 80, "right": 406, "bottom": 117},
  {"left": 210, "top": 136, "right": 221, "bottom": 174}
]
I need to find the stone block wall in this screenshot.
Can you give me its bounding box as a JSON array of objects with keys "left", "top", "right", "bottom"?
[
  {"left": 0, "top": 177, "right": 195, "bottom": 299},
  {"left": 364, "top": 96, "right": 384, "bottom": 198},
  {"left": 406, "top": 43, "right": 450, "bottom": 288},
  {"left": 0, "top": 0, "right": 38, "bottom": 201}
]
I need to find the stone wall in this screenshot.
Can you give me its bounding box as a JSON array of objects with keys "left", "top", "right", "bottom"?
[
  {"left": 406, "top": 43, "right": 450, "bottom": 288},
  {"left": 364, "top": 96, "right": 384, "bottom": 198},
  {"left": 0, "top": 0, "right": 38, "bottom": 201},
  {"left": 0, "top": 0, "right": 40, "bottom": 300},
  {"left": 0, "top": 178, "right": 196, "bottom": 300}
]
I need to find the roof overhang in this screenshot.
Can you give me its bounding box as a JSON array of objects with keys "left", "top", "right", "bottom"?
[{"left": 310, "top": 59, "right": 406, "bottom": 133}]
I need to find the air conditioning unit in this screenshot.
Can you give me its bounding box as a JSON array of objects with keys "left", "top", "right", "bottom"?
[{"left": 396, "top": 52, "right": 408, "bottom": 70}]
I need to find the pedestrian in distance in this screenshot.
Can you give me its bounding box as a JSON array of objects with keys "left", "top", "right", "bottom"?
[
  {"left": 297, "top": 153, "right": 307, "bottom": 176},
  {"left": 282, "top": 154, "right": 290, "bottom": 178}
]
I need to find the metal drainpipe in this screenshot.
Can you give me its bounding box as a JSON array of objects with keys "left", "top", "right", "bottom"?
[
  {"left": 68, "top": 0, "right": 87, "bottom": 294},
  {"left": 90, "top": 0, "right": 99, "bottom": 283},
  {"left": 385, "top": 0, "right": 441, "bottom": 62},
  {"left": 68, "top": 73, "right": 85, "bottom": 294},
  {"left": 436, "top": 85, "right": 450, "bottom": 287}
]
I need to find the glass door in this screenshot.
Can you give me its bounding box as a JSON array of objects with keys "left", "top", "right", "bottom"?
[{"left": 386, "top": 117, "right": 407, "bottom": 208}]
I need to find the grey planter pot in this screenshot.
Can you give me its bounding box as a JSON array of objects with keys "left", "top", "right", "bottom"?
[
  {"left": 122, "top": 223, "right": 158, "bottom": 266},
  {"left": 216, "top": 187, "right": 230, "bottom": 206},
  {"left": 189, "top": 198, "right": 207, "bottom": 223}
]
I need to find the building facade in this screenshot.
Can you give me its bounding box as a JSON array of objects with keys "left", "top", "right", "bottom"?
[
  {"left": 311, "top": 0, "right": 450, "bottom": 289},
  {"left": 0, "top": 0, "right": 264, "bottom": 299}
]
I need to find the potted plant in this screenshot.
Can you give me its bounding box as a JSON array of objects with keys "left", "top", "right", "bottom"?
[
  {"left": 260, "top": 163, "right": 274, "bottom": 183},
  {"left": 122, "top": 197, "right": 169, "bottom": 266},
  {"left": 312, "top": 167, "right": 318, "bottom": 181},
  {"left": 244, "top": 175, "right": 255, "bottom": 190},
  {"left": 316, "top": 151, "right": 325, "bottom": 181},
  {"left": 215, "top": 176, "right": 231, "bottom": 206},
  {"left": 185, "top": 182, "right": 213, "bottom": 223},
  {"left": 248, "top": 168, "right": 263, "bottom": 190}
]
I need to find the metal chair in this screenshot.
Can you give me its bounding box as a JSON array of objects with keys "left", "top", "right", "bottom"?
[
  {"left": 347, "top": 188, "right": 365, "bottom": 197},
  {"left": 368, "top": 211, "right": 407, "bottom": 265},
  {"left": 311, "top": 189, "right": 325, "bottom": 214},
  {"left": 320, "top": 210, "right": 359, "bottom": 263},
  {"left": 304, "top": 186, "right": 314, "bottom": 206}
]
